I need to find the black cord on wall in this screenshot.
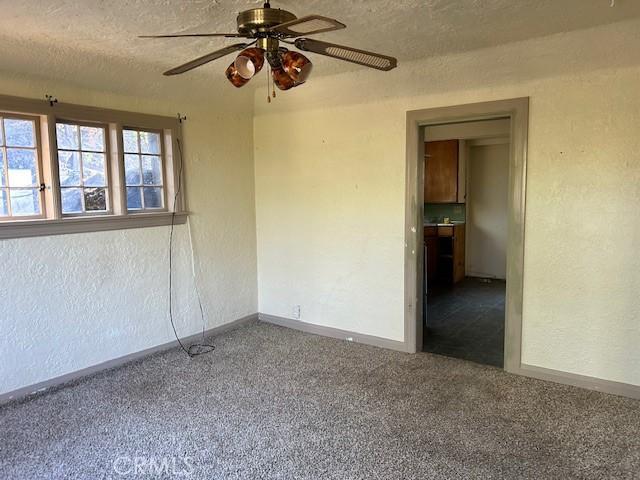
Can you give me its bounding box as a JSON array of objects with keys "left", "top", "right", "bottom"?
[{"left": 168, "top": 137, "right": 215, "bottom": 357}]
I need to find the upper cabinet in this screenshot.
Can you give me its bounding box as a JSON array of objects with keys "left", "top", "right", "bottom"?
[{"left": 425, "top": 140, "right": 459, "bottom": 203}]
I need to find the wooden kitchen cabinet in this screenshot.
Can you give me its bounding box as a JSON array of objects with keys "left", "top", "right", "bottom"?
[
  {"left": 425, "top": 224, "right": 465, "bottom": 286},
  {"left": 452, "top": 224, "right": 465, "bottom": 283},
  {"left": 425, "top": 140, "right": 459, "bottom": 203},
  {"left": 424, "top": 226, "right": 439, "bottom": 285}
]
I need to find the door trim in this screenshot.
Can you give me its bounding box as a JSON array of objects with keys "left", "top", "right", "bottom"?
[{"left": 404, "top": 97, "right": 529, "bottom": 374}]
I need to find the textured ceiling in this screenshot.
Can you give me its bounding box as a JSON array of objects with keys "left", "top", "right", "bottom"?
[{"left": 0, "top": 0, "right": 639, "bottom": 98}]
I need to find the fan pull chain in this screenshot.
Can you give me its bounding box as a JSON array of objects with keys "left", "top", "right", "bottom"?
[{"left": 266, "top": 66, "right": 271, "bottom": 103}]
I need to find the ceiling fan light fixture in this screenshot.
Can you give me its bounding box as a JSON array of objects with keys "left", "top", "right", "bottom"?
[
  {"left": 225, "top": 62, "right": 250, "bottom": 88},
  {"left": 281, "top": 51, "right": 313, "bottom": 84},
  {"left": 234, "top": 47, "right": 265, "bottom": 79},
  {"left": 144, "top": 3, "right": 399, "bottom": 96}
]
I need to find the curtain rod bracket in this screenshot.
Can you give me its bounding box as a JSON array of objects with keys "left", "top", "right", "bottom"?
[{"left": 45, "top": 94, "right": 58, "bottom": 107}]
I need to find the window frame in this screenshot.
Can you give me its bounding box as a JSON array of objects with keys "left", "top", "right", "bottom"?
[
  {"left": 55, "top": 119, "right": 113, "bottom": 217},
  {"left": 0, "top": 112, "right": 46, "bottom": 220},
  {"left": 122, "top": 126, "right": 168, "bottom": 213},
  {"left": 0, "top": 94, "right": 187, "bottom": 240}
]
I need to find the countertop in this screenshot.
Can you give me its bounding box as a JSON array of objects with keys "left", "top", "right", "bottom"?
[{"left": 424, "top": 222, "right": 465, "bottom": 227}]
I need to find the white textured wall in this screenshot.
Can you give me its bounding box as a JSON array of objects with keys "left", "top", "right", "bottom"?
[
  {"left": 424, "top": 119, "right": 510, "bottom": 142},
  {"left": 0, "top": 76, "right": 258, "bottom": 396},
  {"left": 254, "top": 19, "right": 640, "bottom": 385},
  {"left": 466, "top": 144, "right": 509, "bottom": 279}
]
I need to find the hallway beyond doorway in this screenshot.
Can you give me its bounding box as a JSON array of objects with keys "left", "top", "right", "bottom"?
[{"left": 423, "top": 277, "right": 505, "bottom": 367}]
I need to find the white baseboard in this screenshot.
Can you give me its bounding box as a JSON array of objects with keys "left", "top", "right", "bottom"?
[
  {"left": 0, "top": 313, "right": 258, "bottom": 405},
  {"left": 515, "top": 363, "right": 640, "bottom": 400},
  {"left": 258, "top": 313, "right": 409, "bottom": 352}
]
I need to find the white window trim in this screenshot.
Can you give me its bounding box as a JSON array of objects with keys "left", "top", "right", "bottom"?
[
  {"left": 0, "top": 211, "right": 188, "bottom": 240},
  {"left": 0, "top": 94, "right": 188, "bottom": 240},
  {"left": 122, "top": 126, "right": 168, "bottom": 213},
  {"left": 0, "top": 112, "right": 47, "bottom": 220},
  {"left": 56, "top": 119, "right": 113, "bottom": 216}
]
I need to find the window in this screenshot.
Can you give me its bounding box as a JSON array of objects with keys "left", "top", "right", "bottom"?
[
  {"left": 0, "top": 94, "right": 186, "bottom": 240},
  {"left": 0, "top": 114, "right": 43, "bottom": 218},
  {"left": 56, "top": 122, "right": 109, "bottom": 215},
  {"left": 123, "top": 128, "right": 165, "bottom": 211}
]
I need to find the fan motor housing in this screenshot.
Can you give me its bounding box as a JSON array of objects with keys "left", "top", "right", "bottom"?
[{"left": 236, "top": 8, "right": 297, "bottom": 34}]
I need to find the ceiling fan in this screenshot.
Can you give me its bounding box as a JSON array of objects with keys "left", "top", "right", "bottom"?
[{"left": 141, "top": 1, "right": 397, "bottom": 96}]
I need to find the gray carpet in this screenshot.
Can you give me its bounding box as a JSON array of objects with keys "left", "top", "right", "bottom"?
[{"left": 0, "top": 321, "right": 638, "bottom": 479}]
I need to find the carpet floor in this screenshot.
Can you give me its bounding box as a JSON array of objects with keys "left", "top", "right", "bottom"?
[{"left": 0, "top": 321, "right": 638, "bottom": 479}]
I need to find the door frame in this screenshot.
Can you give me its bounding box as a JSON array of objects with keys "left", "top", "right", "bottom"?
[{"left": 403, "top": 98, "right": 529, "bottom": 374}]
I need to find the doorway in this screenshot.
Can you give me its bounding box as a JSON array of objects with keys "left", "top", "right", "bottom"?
[
  {"left": 422, "top": 125, "right": 510, "bottom": 367},
  {"left": 403, "top": 98, "right": 529, "bottom": 374}
]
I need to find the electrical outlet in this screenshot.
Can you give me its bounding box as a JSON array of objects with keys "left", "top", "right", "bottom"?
[{"left": 293, "top": 305, "right": 301, "bottom": 320}]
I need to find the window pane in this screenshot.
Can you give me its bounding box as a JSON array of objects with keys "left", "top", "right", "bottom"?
[
  {"left": 7, "top": 149, "right": 37, "bottom": 187},
  {"left": 84, "top": 187, "right": 106, "bottom": 211},
  {"left": 123, "top": 130, "right": 139, "bottom": 153},
  {"left": 139, "top": 131, "right": 160, "bottom": 155},
  {"left": 10, "top": 188, "right": 39, "bottom": 215},
  {"left": 0, "top": 119, "right": 4, "bottom": 145},
  {"left": 80, "top": 126, "right": 104, "bottom": 152},
  {"left": 143, "top": 187, "right": 163, "bottom": 208},
  {"left": 0, "top": 189, "right": 7, "bottom": 216},
  {"left": 141, "top": 155, "right": 162, "bottom": 185},
  {"left": 126, "top": 186, "right": 142, "bottom": 209},
  {"left": 4, "top": 119, "right": 35, "bottom": 147},
  {"left": 125, "top": 154, "right": 141, "bottom": 185},
  {"left": 61, "top": 187, "right": 83, "bottom": 213},
  {"left": 0, "top": 149, "right": 4, "bottom": 187},
  {"left": 56, "top": 123, "right": 79, "bottom": 150},
  {"left": 58, "top": 151, "right": 81, "bottom": 187},
  {"left": 82, "top": 152, "right": 106, "bottom": 186}
]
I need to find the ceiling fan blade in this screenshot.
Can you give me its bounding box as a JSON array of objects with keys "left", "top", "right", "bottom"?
[
  {"left": 163, "top": 43, "right": 250, "bottom": 76},
  {"left": 294, "top": 38, "right": 397, "bottom": 71},
  {"left": 140, "top": 33, "right": 245, "bottom": 39},
  {"left": 268, "top": 15, "right": 346, "bottom": 37}
]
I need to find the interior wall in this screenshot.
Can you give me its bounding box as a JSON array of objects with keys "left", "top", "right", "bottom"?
[
  {"left": 253, "top": 19, "right": 640, "bottom": 385},
  {"left": 0, "top": 75, "right": 258, "bottom": 397},
  {"left": 466, "top": 143, "right": 509, "bottom": 279},
  {"left": 424, "top": 119, "right": 510, "bottom": 142}
]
